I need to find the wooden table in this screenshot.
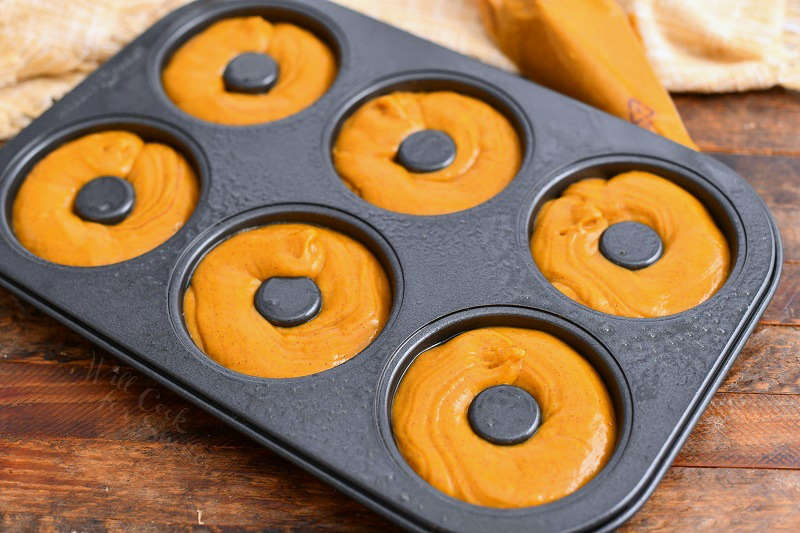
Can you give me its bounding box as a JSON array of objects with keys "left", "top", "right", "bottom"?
[{"left": 1, "top": 88, "right": 798, "bottom": 531}]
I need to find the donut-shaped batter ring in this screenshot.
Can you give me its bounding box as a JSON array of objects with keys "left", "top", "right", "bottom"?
[
  {"left": 333, "top": 91, "right": 522, "bottom": 215},
  {"left": 531, "top": 171, "right": 730, "bottom": 318},
  {"left": 162, "top": 16, "right": 336, "bottom": 125},
  {"left": 12, "top": 131, "right": 199, "bottom": 267},
  {"left": 183, "top": 223, "right": 391, "bottom": 378},
  {"left": 392, "top": 327, "right": 616, "bottom": 508}
]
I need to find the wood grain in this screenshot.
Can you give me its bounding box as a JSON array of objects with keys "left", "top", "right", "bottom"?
[
  {"left": 0, "top": 438, "right": 396, "bottom": 532},
  {"left": 2, "top": 340, "right": 796, "bottom": 471},
  {"left": 620, "top": 467, "right": 800, "bottom": 531},
  {"left": 712, "top": 153, "right": 800, "bottom": 261},
  {"left": 722, "top": 325, "right": 800, "bottom": 394},
  {"left": 676, "top": 393, "right": 800, "bottom": 469},
  {"left": 676, "top": 88, "right": 800, "bottom": 155},
  {"left": 762, "top": 263, "right": 800, "bottom": 325}
]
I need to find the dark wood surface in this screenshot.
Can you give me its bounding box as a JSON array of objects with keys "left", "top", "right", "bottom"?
[{"left": 1, "top": 88, "right": 799, "bottom": 532}]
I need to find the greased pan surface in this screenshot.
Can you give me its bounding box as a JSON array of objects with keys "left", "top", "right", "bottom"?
[{"left": 0, "top": 1, "right": 781, "bottom": 531}]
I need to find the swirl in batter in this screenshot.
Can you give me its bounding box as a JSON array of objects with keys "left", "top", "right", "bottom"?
[
  {"left": 333, "top": 91, "right": 521, "bottom": 215},
  {"left": 162, "top": 16, "right": 336, "bottom": 125},
  {"left": 392, "top": 327, "right": 616, "bottom": 507},
  {"left": 12, "top": 131, "right": 198, "bottom": 267},
  {"left": 531, "top": 171, "right": 730, "bottom": 317},
  {"left": 183, "top": 223, "right": 391, "bottom": 378}
]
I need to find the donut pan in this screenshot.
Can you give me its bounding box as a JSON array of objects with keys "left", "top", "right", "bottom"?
[{"left": 0, "top": 0, "right": 781, "bottom": 531}]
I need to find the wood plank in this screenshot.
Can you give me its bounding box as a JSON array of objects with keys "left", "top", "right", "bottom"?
[
  {"left": 3, "top": 436, "right": 800, "bottom": 531},
  {"left": 620, "top": 467, "right": 800, "bottom": 531},
  {"left": 762, "top": 263, "right": 800, "bottom": 325},
  {"left": 675, "top": 392, "right": 800, "bottom": 469},
  {"left": 0, "top": 355, "right": 240, "bottom": 446},
  {"left": 3, "top": 322, "right": 798, "bottom": 405},
  {"left": 0, "top": 438, "right": 397, "bottom": 532},
  {"left": 712, "top": 153, "right": 800, "bottom": 262},
  {"left": 3, "top": 329, "right": 800, "bottom": 474},
  {"left": 2, "top": 286, "right": 800, "bottom": 401},
  {"left": 4, "top": 285, "right": 797, "bottom": 394},
  {"left": 0, "top": 289, "right": 92, "bottom": 364},
  {"left": 3, "top": 287, "right": 800, "bottom": 448},
  {"left": 722, "top": 325, "right": 800, "bottom": 394},
  {"left": 4, "top": 361, "right": 798, "bottom": 471},
  {"left": 675, "top": 88, "right": 800, "bottom": 155},
  {"left": 715, "top": 154, "right": 800, "bottom": 207}
]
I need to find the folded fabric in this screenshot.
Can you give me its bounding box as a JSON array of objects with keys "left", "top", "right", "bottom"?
[
  {"left": 620, "top": 0, "right": 800, "bottom": 93},
  {"left": 0, "top": 0, "right": 191, "bottom": 139}
]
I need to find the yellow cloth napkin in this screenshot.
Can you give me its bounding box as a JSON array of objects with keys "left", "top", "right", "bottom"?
[
  {"left": 1, "top": 0, "right": 797, "bottom": 140},
  {"left": 0, "top": 0, "right": 189, "bottom": 139},
  {"left": 620, "top": 0, "right": 800, "bottom": 92}
]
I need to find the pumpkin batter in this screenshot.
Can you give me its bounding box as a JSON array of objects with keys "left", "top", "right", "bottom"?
[
  {"left": 12, "top": 130, "right": 198, "bottom": 267},
  {"left": 392, "top": 327, "right": 616, "bottom": 508},
  {"left": 532, "top": 171, "right": 730, "bottom": 317},
  {"left": 183, "top": 223, "right": 391, "bottom": 378},
  {"left": 162, "top": 16, "right": 336, "bottom": 125},
  {"left": 332, "top": 91, "right": 521, "bottom": 215}
]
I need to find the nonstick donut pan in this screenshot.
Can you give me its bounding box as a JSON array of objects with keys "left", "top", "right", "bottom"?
[{"left": 0, "top": 0, "right": 781, "bottom": 530}]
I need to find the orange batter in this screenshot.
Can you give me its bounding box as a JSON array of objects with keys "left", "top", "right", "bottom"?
[
  {"left": 162, "top": 16, "right": 336, "bottom": 125},
  {"left": 12, "top": 131, "right": 198, "bottom": 267},
  {"left": 392, "top": 327, "right": 616, "bottom": 508},
  {"left": 332, "top": 91, "right": 521, "bottom": 215},
  {"left": 183, "top": 223, "right": 391, "bottom": 378},
  {"left": 532, "top": 171, "right": 730, "bottom": 317}
]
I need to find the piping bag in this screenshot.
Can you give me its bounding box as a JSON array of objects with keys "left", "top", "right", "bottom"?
[{"left": 478, "top": 0, "right": 698, "bottom": 149}]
